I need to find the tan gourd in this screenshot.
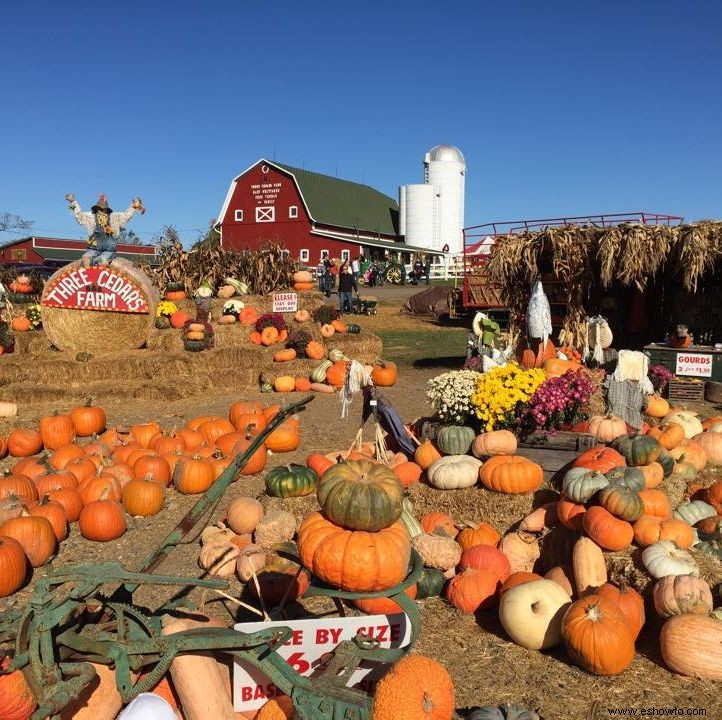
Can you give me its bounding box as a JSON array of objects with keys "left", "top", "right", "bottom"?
[
  {"left": 572, "top": 536, "right": 607, "bottom": 596},
  {"left": 0, "top": 401, "right": 18, "bottom": 418},
  {"left": 163, "top": 618, "right": 237, "bottom": 720},
  {"left": 60, "top": 663, "right": 134, "bottom": 720}
]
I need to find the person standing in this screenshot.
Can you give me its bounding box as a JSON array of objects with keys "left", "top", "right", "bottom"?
[
  {"left": 424, "top": 256, "right": 432, "bottom": 285},
  {"left": 316, "top": 257, "right": 326, "bottom": 292},
  {"left": 351, "top": 255, "right": 360, "bottom": 284},
  {"left": 322, "top": 253, "right": 333, "bottom": 297},
  {"left": 338, "top": 263, "right": 357, "bottom": 315}
]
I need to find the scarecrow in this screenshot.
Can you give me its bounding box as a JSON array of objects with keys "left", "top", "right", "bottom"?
[{"left": 65, "top": 192, "right": 145, "bottom": 267}]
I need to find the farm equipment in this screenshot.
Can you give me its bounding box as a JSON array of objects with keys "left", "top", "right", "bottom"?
[{"left": 0, "top": 395, "right": 422, "bottom": 720}]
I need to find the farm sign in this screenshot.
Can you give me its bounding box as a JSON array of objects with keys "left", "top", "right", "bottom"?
[
  {"left": 675, "top": 352, "right": 713, "bottom": 377},
  {"left": 232, "top": 613, "right": 411, "bottom": 712},
  {"left": 41, "top": 266, "right": 149, "bottom": 314},
  {"left": 272, "top": 292, "right": 298, "bottom": 313}
]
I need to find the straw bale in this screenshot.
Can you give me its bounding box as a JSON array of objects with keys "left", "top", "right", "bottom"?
[
  {"left": 324, "top": 333, "right": 383, "bottom": 364},
  {"left": 40, "top": 261, "right": 159, "bottom": 354}
]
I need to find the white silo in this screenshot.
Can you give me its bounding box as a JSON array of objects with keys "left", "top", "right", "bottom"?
[
  {"left": 424, "top": 145, "right": 465, "bottom": 255},
  {"left": 399, "top": 184, "right": 438, "bottom": 251}
]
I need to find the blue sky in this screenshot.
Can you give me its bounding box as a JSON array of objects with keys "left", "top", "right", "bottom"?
[{"left": 1, "top": 1, "right": 720, "bottom": 247}]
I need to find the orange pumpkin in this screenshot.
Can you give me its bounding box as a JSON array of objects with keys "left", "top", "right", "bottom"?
[
  {"left": 414, "top": 439, "right": 441, "bottom": 470},
  {"left": 518, "top": 338, "right": 556, "bottom": 368},
  {"left": 632, "top": 515, "right": 694, "bottom": 548},
  {"left": 320, "top": 324, "right": 335, "bottom": 338},
  {"left": 351, "top": 584, "right": 417, "bottom": 615},
  {"left": 294, "top": 377, "right": 312, "bottom": 392},
  {"left": 273, "top": 348, "right": 297, "bottom": 362},
  {"left": 371, "top": 361, "right": 397, "bottom": 387},
  {"left": 249, "top": 331, "right": 263, "bottom": 345},
  {"left": 582, "top": 506, "right": 633, "bottom": 551},
  {"left": 639, "top": 461, "right": 664, "bottom": 488},
  {"left": 638, "top": 488, "right": 672, "bottom": 518},
  {"left": 170, "top": 311, "right": 190, "bottom": 329},
  {"left": 391, "top": 461, "right": 422, "bottom": 487},
  {"left": 232, "top": 434, "right": 268, "bottom": 476},
  {"left": 419, "top": 512, "right": 457, "bottom": 538},
  {"left": 10, "top": 316, "right": 32, "bottom": 332},
  {"left": 173, "top": 456, "right": 216, "bottom": 494},
  {"left": 305, "top": 340, "right": 325, "bottom": 360},
  {"left": 456, "top": 522, "right": 501, "bottom": 550},
  {"left": 293, "top": 281, "right": 315, "bottom": 292},
  {"left": 561, "top": 595, "right": 635, "bottom": 675},
  {"left": 261, "top": 326, "right": 279, "bottom": 345},
  {"left": 47, "top": 488, "right": 84, "bottom": 523},
  {"left": 6, "top": 428, "right": 43, "bottom": 457},
  {"left": 0, "top": 536, "right": 28, "bottom": 598},
  {"left": 39, "top": 412, "right": 75, "bottom": 450},
  {"left": 79, "top": 499, "right": 127, "bottom": 541},
  {"left": 274, "top": 376, "right": 296, "bottom": 393},
  {"left": 557, "top": 497, "right": 587, "bottom": 530},
  {"left": 542, "top": 358, "right": 580, "bottom": 377},
  {"left": 324, "top": 361, "right": 348, "bottom": 389},
  {"left": 298, "top": 512, "right": 411, "bottom": 592},
  {"left": 331, "top": 319, "right": 347, "bottom": 333},
  {"left": 265, "top": 421, "right": 300, "bottom": 453},
  {"left": 0, "top": 666, "right": 37, "bottom": 718},
  {"left": 0, "top": 513, "right": 57, "bottom": 566},
  {"left": 239, "top": 306, "right": 259, "bottom": 324},
  {"left": 648, "top": 422, "right": 685, "bottom": 450},
  {"left": 479, "top": 455, "right": 543, "bottom": 494},
  {"left": 446, "top": 567, "right": 501, "bottom": 612}
]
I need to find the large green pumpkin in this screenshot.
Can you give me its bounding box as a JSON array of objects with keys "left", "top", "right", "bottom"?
[
  {"left": 315, "top": 459, "right": 404, "bottom": 532},
  {"left": 416, "top": 567, "right": 446, "bottom": 598},
  {"left": 345, "top": 324, "right": 361, "bottom": 334},
  {"left": 435, "top": 425, "right": 476, "bottom": 455},
  {"left": 154, "top": 316, "right": 171, "bottom": 330},
  {"left": 562, "top": 467, "right": 608, "bottom": 503},
  {"left": 265, "top": 464, "right": 318, "bottom": 498},
  {"left": 598, "top": 484, "right": 644, "bottom": 522},
  {"left": 605, "top": 466, "right": 645, "bottom": 492},
  {"left": 610, "top": 434, "right": 661, "bottom": 467}
]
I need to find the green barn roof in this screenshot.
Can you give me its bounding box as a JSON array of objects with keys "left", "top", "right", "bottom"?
[{"left": 274, "top": 162, "right": 400, "bottom": 236}]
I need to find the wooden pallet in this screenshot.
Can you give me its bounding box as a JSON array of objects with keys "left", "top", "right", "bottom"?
[{"left": 667, "top": 380, "right": 705, "bottom": 403}]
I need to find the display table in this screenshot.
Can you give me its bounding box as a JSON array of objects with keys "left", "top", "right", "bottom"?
[{"left": 644, "top": 344, "right": 722, "bottom": 382}]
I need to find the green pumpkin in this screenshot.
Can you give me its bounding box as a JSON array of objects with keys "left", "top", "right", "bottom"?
[
  {"left": 605, "top": 466, "right": 645, "bottom": 492},
  {"left": 183, "top": 339, "right": 208, "bottom": 352},
  {"left": 265, "top": 464, "right": 318, "bottom": 498},
  {"left": 610, "top": 434, "right": 661, "bottom": 467},
  {"left": 657, "top": 449, "right": 675, "bottom": 477},
  {"left": 416, "top": 567, "right": 446, "bottom": 598},
  {"left": 154, "top": 316, "right": 171, "bottom": 330},
  {"left": 562, "top": 467, "right": 608, "bottom": 503},
  {"left": 167, "top": 281, "right": 185, "bottom": 292},
  {"left": 598, "top": 484, "right": 644, "bottom": 522},
  {"left": 345, "top": 324, "right": 361, "bottom": 334},
  {"left": 696, "top": 539, "right": 722, "bottom": 562},
  {"left": 435, "top": 425, "right": 476, "bottom": 455},
  {"left": 469, "top": 705, "right": 540, "bottom": 720},
  {"left": 316, "top": 459, "right": 404, "bottom": 532}
]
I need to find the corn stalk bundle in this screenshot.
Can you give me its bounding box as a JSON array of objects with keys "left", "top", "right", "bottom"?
[
  {"left": 142, "top": 229, "right": 297, "bottom": 296},
  {"left": 673, "top": 221, "right": 721, "bottom": 292}
]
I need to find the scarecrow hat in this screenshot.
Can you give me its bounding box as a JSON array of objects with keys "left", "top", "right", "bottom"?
[{"left": 91, "top": 193, "right": 112, "bottom": 213}]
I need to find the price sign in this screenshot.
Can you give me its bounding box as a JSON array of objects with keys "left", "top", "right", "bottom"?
[
  {"left": 272, "top": 292, "right": 298, "bottom": 313},
  {"left": 233, "top": 613, "right": 411, "bottom": 711},
  {"left": 675, "top": 352, "right": 713, "bottom": 377}
]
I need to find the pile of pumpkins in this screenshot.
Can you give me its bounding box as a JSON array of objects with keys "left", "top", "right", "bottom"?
[
  {"left": 391, "top": 404, "right": 722, "bottom": 680},
  {"left": 182, "top": 321, "right": 212, "bottom": 352},
  {"left": 0, "top": 399, "right": 303, "bottom": 599}
]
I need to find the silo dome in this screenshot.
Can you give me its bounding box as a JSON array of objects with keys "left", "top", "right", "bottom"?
[{"left": 427, "top": 145, "right": 465, "bottom": 163}]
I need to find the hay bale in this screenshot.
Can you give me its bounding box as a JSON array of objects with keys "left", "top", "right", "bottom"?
[
  {"left": 41, "top": 260, "right": 159, "bottom": 354},
  {"left": 325, "top": 333, "right": 383, "bottom": 364}
]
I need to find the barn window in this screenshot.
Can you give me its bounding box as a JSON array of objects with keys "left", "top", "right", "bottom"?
[
  {"left": 234, "top": 209, "right": 243, "bottom": 222},
  {"left": 299, "top": 249, "right": 309, "bottom": 262},
  {"left": 341, "top": 249, "right": 350, "bottom": 262},
  {"left": 289, "top": 206, "right": 298, "bottom": 219},
  {"left": 255, "top": 206, "right": 275, "bottom": 223},
  {"left": 320, "top": 249, "right": 329, "bottom": 261}
]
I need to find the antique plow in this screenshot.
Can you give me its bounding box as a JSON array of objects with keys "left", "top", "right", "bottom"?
[{"left": 0, "top": 395, "right": 422, "bottom": 720}]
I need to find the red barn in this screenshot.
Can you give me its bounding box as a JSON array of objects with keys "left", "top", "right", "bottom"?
[
  {"left": 217, "top": 159, "right": 430, "bottom": 266},
  {"left": 0, "top": 236, "right": 158, "bottom": 269}
]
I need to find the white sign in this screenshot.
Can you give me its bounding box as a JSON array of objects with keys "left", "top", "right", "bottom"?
[
  {"left": 232, "top": 613, "right": 411, "bottom": 711},
  {"left": 272, "top": 292, "right": 298, "bottom": 313},
  {"left": 676, "top": 352, "right": 713, "bottom": 377}
]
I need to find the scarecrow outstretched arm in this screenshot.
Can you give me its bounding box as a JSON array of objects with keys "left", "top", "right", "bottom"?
[
  {"left": 66, "top": 197, "right": 95, "bottom": 234},
  {"left": 112, "top": 204, "right": 141, "bottom": 228}
]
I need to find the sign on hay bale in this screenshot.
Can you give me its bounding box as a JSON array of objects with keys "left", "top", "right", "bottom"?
[{"left": 41, "top": 260, "right": 158, "bottom": 353}]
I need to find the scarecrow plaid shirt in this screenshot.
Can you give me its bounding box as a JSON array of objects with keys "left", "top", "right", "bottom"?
[{"left": 604, "top": 377, "right": 646, "bottom": 430}]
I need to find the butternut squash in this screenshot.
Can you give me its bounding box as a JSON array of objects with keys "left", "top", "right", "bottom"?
[
  {"left": 309, "top": 382, "right": 334, "bottom": 394},
  {"left": 60, "top": 663, "right": 135, "bottom": 720},
  {"left": 572, "top": 536, "right": 607, "bottom": 596},
  {"left": 163, "top": 618, "right": 237, "bottom": 720}
]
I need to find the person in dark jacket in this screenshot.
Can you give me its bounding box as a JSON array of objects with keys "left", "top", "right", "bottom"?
[{"left": 337, "top": 263, "right": 357, "bottom": 315}]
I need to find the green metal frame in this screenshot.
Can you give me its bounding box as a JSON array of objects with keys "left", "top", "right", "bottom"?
[{"left": 0, "top": 395, "right": 423, "bottom": 720}]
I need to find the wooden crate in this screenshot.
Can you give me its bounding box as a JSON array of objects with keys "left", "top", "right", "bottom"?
[{"left": 667, "top": 380, "right": 705, "bottom": 403}]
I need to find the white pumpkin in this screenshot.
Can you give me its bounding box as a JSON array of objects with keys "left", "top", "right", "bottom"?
[
  {"left": 673, "top": 500, "right": 717, "bottom": 526},
  {"left": 0, "top": 401, "right": 18, "bottom": 418},
  {"left": 642, "top": 540, "right": 699, "bottom": 579},
  {"left": 198, "top": 542, "right": 240, "bottom": 578},
  {"left": 426, "top": 455, "right": 482, "bottom": 490},
  {"left": 663, "top": 410, "right": 703, "bottom": 439},
  {"left": 498, "top": 579, "right": 572, "bottom": 650}
]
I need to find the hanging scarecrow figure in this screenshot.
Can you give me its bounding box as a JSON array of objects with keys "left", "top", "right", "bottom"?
[{"left": 65, "top": 192, "right": 145, "bottom": 267}]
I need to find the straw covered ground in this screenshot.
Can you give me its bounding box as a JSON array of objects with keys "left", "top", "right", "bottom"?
[{"left": 2, "top": 296, "right": 722, "bottom": 718}]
